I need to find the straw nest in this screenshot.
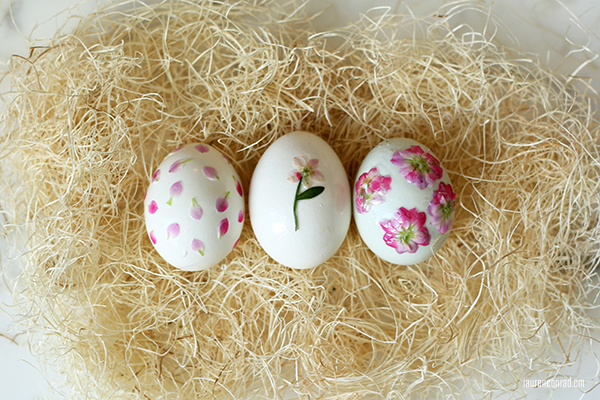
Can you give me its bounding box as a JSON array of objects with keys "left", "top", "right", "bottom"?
[{"left": 1, "top": 0, "right": 600, "bottom": 398}]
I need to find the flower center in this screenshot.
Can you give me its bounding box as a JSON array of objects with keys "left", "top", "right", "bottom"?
[
  {"left": 409, "top": 156, "right": 431, "bottom": 173},
  {"left": 301, "top": 167, "right": 312, "bottom": 179},
  {"left": 397, "top": 225, "right": 415, "bottom": 244},
  {"left": 441, "top": 203, "right": 454, "bottom": 220}
]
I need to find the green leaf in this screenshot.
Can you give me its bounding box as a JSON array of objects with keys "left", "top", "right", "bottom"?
[{"left": 295, "top": 186, "right": 325, "bottom": 201}]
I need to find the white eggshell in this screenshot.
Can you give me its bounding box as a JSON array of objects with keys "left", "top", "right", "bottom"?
[
  {"left": 249, "top": 131, "right": 351, "bottom": 269},
  {"left": 144, "top": 143, "right": 245, "bottom": 271},
  {"left": 353, "top": 138, "right": 456, "bottom": 265}
]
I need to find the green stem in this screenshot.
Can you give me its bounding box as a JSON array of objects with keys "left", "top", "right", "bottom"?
[{"left": 293, "top": 179, "right": 302, "bottom": 231}]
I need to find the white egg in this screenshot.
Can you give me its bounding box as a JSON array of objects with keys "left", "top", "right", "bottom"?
[
  {"left": 249, "top": 131, "right": 351, "bottom": 269},
  {"left": 144, "top": 143, "right": 245, "bottom": 271},
  {"left": 353, "top": 138, "right": 456, "bottom": 265}
]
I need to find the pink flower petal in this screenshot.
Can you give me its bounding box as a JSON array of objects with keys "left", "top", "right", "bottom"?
[
  {"left": 148, "top": 200, "right": 158, "bottom": 214},
  {"left": 311, "top": 170, "right": 325, "bottom": 183},
  {"left": 216, "top": 192, "right": 230, "bottom": 213},
  {"left": 152, "top": 169, "right": 161, "bottom": 183},
  {"left": 195, "top": 144, "right": 209, "bottom": 153},
  {"left": 293, "top": 156, "right": 306, "bottom": 169},
  {"left": 190, "top": 198, "right": 203, "bottom": 220},
  {"left": 149, "top": 230, "right": 157, "bottom": 244},
  {"left": 217, "top": 218, "right": 229, "bottom": 239},
  {"left": 167, "top": 223, "right": 180, "bottom": 239},
  {"left": 191, "top": 238, "right": 205, "bottom": 256},
  {"left": 238, "top": 209, "right": 245, "bottom": 223},
  {"left": 169, "top": 158, "right": 192, "bottom": 173},
  {"left": 233, "top": 238, "right": 240, "bottom": 250},
  {"left": 170, "top": 181, "right": 183, "bottom": 196},
  {"left": 380, "top": 207, "right": 430, "bottom": 254},
  {"left": 308, "top": 158, "right": 320, "bottom": 169},
  {"left": 287, "top": 171, "right": 301, "bottom": 183},
  {"left": 203, "top": 166, "right": 219, "bottom": 180},
  {"left": 233, "top": 176, "right": 243, "bottom": 197}
]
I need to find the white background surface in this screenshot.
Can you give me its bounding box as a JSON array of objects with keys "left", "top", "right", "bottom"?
[{"left": 1, "top": 0, "right": 600, "bottom": 399}]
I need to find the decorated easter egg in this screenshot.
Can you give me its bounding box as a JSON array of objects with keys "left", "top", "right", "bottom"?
[
  {"left": 249, "top": 131, "right": 351, "bottom": 269},
  {"left": 353, "top": 138, "right": 456, "bottom": 265},
  {"left": 144, "top": 143, "right": 245, "bottom": 271}
]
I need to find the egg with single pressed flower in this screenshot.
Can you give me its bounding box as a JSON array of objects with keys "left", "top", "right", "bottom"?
[
  {"left": 353, "top": 138, "right": 456, "bottom": 265},
  {"left": 144, "top": 143, "right": 245, "bottom": 271},
  {"left": 249, "top": 131, "right": 351, "bottom": 269}
]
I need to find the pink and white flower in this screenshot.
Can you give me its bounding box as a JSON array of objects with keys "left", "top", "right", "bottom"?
[
  {"left": 218, "top": 218, "right": 229, "bottom": 239},
  {"left": 166, "top": 223, "right": 180, "bottom": 240},
  {"left": 355, "top": 167, "right": 392, "bottom": 214},
  {"left": 169, "top": 158, "right": 192, "bottom": 173},
  {"left": 149, "top": 230, "right": 157, "bottom": 244},
  {"left": 216, "top": 192, "right": 230, "bottom": 213},
  {"left": 152, "top": 169, "right": 161, "bottom": 183},
  {"left": 427, "top": 182, "right": 456, "bottom": 234},
  {"left": 287, "top": 156, "right": 325, "bottom": 188},
  {"left": 148, "top": 200, "right": 158, "bottom": 214},
  {"left": 203, "top": 166, "right": 219, "bottom": 180},
  {"left": 380, "top": 207, "right": 430, "bottom": 254},
  {"left": 191, "top": 238, "right": 205, "bottom": 256},
  {"left": 190, "top": 198, "right": 203, "bottom": 220},
  {"left": 391, "top": 145, "right": 443, "bottom": 190},
  {"left": 195, "top": 144, "right": 209, "bottom": 153},
  {"left": 167, "top": 181, "right": 183, "bottom": 206},
  {"left": 233, "top": 175, "right": 243, "bottom": 197}
]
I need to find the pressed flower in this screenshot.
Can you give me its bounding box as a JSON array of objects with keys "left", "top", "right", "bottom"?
[
  {"left": 152, "top": 169, "right": 161, "bottom": 183},
  {"left": 427, "top": 182, "right": 456, "bottom": 234},
  {"left": 190, "top": 198, "right": 203, "bottom": 220},
  {"left": 391, "top": 145, "right": 443, "bottom": 189},
  {"left": 191, "top": 238, "right": 205, "bottom": 256},
  {"left": 355, "top": 167, "right": 392, "bottom": 214},
  {"left": 169, "top": 158, "right": 193, "bottom": 173},
  {"left": 380, "top": 207, "right": 430, "bottom": 254},
  {"left": 233, "top": 238, "right": 240, "bottom": 249},
  {"left": 167, "top": 181, "right": 183, "bottom": 206},
  {"left": 216, "top": 191, "right": 230, "bottom": 213},
  {"left": 149, "top": 230, "right": 157, "bottom": 244},
  {"left": 203, "top": 166, "right": 219, "bottom": 180},
  {"left": 195, "top": 144, "right": 209, "bottom": 153},
  {"left": 166, "top": 223, "right": 180, "bottom": 239},
  {"left": 218, "top": 218, "right": 229, "bottom": 239},
  {"left": 238, "top": 209, "right": 245, "bottom": 223},
  {"left": 287, "top": 156, "right": 325, "bottom": 189},
  {"left": 233, "top": 175, "right": 243, "bottom": 197},
  {"left": 148, "top": 200, "right": 158, "bottom": 214}
]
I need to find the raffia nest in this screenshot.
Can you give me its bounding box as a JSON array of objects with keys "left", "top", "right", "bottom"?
[{"left": 1, "top": 0, "right": 600, "bottom": 398}]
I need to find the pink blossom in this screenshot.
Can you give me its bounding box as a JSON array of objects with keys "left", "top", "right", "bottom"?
[
  {"left": 427, "top": 182, "right": 456, "bottom": 234},
  {"left": 190, "top": 198, "right": 203, "bottom": 220},
  {"left": 217, "top": 218, "right": 229, "bottom": 239},
  {"left": 203, "top": 166, "right": 219, "bottom": 180},
  {"left": 166, "top": 223, "right": 180, "bottom": 240},
  {"left": 169, "top": 158, "right": 192, "bottom": 173},
  {"left": 287, "top": 156, "right": 325, "bottom": 188},
  {"left": 216, "top": 192, "right": 230, "bottom": 213},
  {"left": 238, "top": 209, "right": 245, "bottom": 223},
  {"left": 355, "top": 167, "right": 392, "bottom": 214},
  {"left": 149, "top": 230, "right": 157, "bottom": 244},
  {"left": 152, "top": 169, "right": 161, "bottom": 183},
  {"left": 191, "top": 238, "right": 205, "bottom": 256},
  {"left": 167, "top": 181, "right": 183, "bottom": 206},
  {"left": 148, "top": 200, "right": 158, "bottom": 214},
  {"left": 391, "top": 145, "right": 443, "bottom": 190},
  {"left": 380, "top": 207, "right": 430, "bottom": 254},
  {"left": 195, "top": 144, "right": 209, "bottom": 153}
]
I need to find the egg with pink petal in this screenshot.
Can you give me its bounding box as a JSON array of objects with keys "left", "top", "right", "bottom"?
[
  {"left": 144, "top": 143, "right": 245, "bottom": 271},
  {"left": 353, "top": 138, "right": 456, "bottom": 265}
]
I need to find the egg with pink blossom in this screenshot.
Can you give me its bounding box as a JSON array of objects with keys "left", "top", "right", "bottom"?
[
  {"left": 353, "top": 138, "right": 456, "bottom": 265},
  {"left": 144, "top": 143, "right": 245, "bottom": 271},
  {"left": 249, "top": 131, "right": 351, "bottom": 269}
]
